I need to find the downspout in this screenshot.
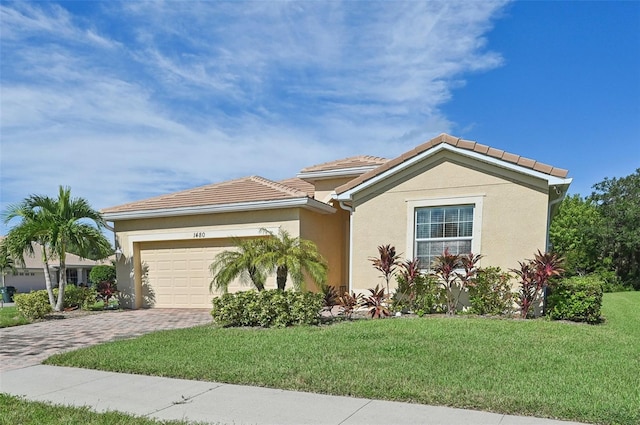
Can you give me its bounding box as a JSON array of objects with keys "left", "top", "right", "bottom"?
[
  {"left": 546, "top": 185, "right": 566, "bottom": 252},
  {"left": 544, "top": 185, "right": 566, "bottom": 317},
  {"left": 338, "top": 201, "right": 355, "bottom": 293}
]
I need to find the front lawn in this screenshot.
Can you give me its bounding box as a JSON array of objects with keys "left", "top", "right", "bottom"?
[
  {"left": 45, "top": 292, "right": 640, "bottom": 425},
  {"left": 0, "top": 306, "right": 30, "bottom": 328},
  {"left": 0, "top": 394, "right": 198, "bottom": 425}
]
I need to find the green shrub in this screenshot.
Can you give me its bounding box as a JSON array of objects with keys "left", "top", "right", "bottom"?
[
  {"left": 89, "top": 265, "right": 116, "bottom": 285},
  {"left": 469, "top": 267, "right": 515, "bottom": 316},
  {"left": 14, "top": 291, "right": 53, "bottom": 319},
  {"left": 547, "top": 275, "right": 604, "bottom": 324},
  {"left": 393, "top": 273, "right": 446, "bottom": 315},
  {"left": 591, "top": 269, "right": 629, "bottom": 293},
  {"left": 57, "top": 284, "right": 98, "bottom": 310},
  {"left": 211, "top": 289, "right": 323, "bottom": 328}
]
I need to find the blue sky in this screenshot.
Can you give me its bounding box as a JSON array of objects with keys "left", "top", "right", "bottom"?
[{"left": 1, "top": 1, "right": 639, "bottom": 237}]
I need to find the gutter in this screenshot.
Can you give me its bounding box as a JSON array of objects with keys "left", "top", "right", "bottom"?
[{"left": 103, "top": 197, "right": 336, "bottom": 221}]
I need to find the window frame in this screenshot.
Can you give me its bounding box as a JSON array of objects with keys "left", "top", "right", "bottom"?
[{"left": 406, "top": 195, "right": 484, "bottom": 270}]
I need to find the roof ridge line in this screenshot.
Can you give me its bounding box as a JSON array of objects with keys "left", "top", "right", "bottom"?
[{"left": 249, "top": 176, "right": 309, "bottom": 198}]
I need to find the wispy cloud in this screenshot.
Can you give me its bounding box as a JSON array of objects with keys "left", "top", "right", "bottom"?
[{"left": 1, "top": 0, "right": 509, "bottom": 234}]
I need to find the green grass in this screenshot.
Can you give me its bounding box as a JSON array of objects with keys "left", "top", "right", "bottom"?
[
  {"left": 0, "top": 306, "right": 30, "bottom": 328},
  {"left": 0, "top": 394, "right": 202, "bottom": 425},
  {"left": 46, "top": 292, "right": 640, "bottom": 425}
]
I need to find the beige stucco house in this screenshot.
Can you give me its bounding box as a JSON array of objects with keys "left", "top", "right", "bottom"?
[
  {"left": 103, "top": 134, "right": 571, "bottom": 309},
  {"left": 0, "top": 238, "right": 113, "bottom": 294}
]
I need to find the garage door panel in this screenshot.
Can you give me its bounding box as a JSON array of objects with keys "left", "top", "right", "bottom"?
[{"left": 140, "top": 242, "right": 225, "bottom": 309}]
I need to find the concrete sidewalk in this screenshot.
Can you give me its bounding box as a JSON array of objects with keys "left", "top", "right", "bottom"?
[{"left": 1, "top": 365, "right": 587, "bottom": 425}]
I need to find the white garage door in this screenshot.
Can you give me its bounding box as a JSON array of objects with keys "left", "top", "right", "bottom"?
[{"left": 139, "top": 239, "right": 229, "bottom": 309}]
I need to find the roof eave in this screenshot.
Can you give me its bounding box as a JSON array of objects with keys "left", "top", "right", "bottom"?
[
  {"left": 334, "top": 144, "right": 572, "bottom": 201},
  {"left": 103, "top": 197, "right": 336, "bottom": 221}
]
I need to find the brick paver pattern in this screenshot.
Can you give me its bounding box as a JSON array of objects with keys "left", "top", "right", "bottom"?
[{"left": 0, "top": 309, "right": 212, "bottom": 372}]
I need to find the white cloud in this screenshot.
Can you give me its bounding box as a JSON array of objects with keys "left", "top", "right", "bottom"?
[{"left": 1, "top": 0, "right": 510, "bottom": 235}]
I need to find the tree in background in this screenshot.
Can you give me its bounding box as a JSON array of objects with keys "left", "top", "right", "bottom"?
[
  {"left": 550, "top": 169, "right": 640, "bottom": 290},
  {"left": 549, "top": 194, "right": 603, "bottom": 275},
  {"left": 3, "top": 186, "right": 112, "bottom": 311},
  {"left": 590, "top": 169, "right": 640, "bottom": 289}
]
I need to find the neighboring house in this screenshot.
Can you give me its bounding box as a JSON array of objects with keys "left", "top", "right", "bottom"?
[
  {"left": 102, "top": 134, "right": 571, "bottom": 309},
  {"left": 0, "top": 238, "right": 112, "bottom": 294}
]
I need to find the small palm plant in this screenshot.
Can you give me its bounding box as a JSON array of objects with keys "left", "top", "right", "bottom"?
[
  {"left": 209, "top": 237, "right": 267, "bottom": 293},
  {"left": 256, "top": 228, "right": 328, "bottom": 291},
  {"left": 369, "top": 244, "right": 401, "bottom": 298}
]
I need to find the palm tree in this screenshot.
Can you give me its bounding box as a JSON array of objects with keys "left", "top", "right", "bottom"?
[
  {"left": 209, "top": 237, "right": 267, "bottom": 293},
  {"left": 2, "top": 202, "right": 57, "bottom": 306},
  {"left": 256, "top": 228, "right": 328, "bottom": 291},
  {"left": 3, "top": 186, "right": 112, "bottom": 311}
]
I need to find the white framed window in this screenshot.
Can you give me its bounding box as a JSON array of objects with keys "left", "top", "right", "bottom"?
[
  {"left": 406, "top": 196, "right": 483, "bottom": 269},
  {"left": 66, "top": 269, "right": 78, "bottom": 284}
]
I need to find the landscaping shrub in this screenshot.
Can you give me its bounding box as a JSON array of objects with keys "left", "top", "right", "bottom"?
[
  {"left": 57, "top": 284, "right": 97, "bottom": 309},
  {"left": 547, "top": 275, "right": 603, "bottom": 324},
  {"left": 512, "top": 251, "right": 564, "bottom": 318},
  {"left": 393, "top": 273, "right": 445, "bottom": 315},
  {"left": 89, "top": 265, "right": 116, "bottom": 285},
  {"left": 211, "top": 289, "right": 323, "bottom": 328},
  {"left": 90, "top": 265, "right": 118, "bottom": 304},
  {"left": 468, "top": 267, "right": 514, "bottom": 316},
  {"left": 431, "top": 250, "right": 482, "bottom": 315},
  {"left": 592, "top": 269, "right": 629, "bottom": 293},
  {"left": 14, "top": 290, "right": 52, "bottom": 319},
  {"left": 338, "top": 290, "right": 362, "bottom": 319},
  {"left": 365, "top": 285, "right": 390, "bottom": 318}
]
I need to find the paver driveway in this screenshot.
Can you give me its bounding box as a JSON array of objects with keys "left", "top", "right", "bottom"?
[{"left": 0, "top": 309, "right": 212, "bottom": 372}]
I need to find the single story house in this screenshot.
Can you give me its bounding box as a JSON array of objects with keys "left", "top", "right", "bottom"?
[
  {"left": 102, "top": 134, "right": 572, "bottom": 309},
  {"left": 0, "top": 238, "right": 113, "bottom": 294}
]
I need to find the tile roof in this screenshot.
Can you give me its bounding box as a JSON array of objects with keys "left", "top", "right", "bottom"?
[
  {"left": 278, "top": 177, "right": 315, "bottom": 197},
  {"left": 335, "top": 133, "right": 570, "bottom": 195},
  {"left": 102, "top": 176, "right": 311, "bottom": 214},
  {"left": 300, "top": 155, "right": 388, "bottom": 173}
]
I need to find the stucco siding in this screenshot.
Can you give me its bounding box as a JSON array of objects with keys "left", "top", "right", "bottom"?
[
  {"left": 349, "top": 152, "right": 549, "bottom": 292},
  {"left": 311, "top": 177, "right": 358, "bottom": 203},
  {"left": 299, "top": 208, "right": 349, "bottom": 292},
  {"left": 114, "top": 209, "right": 301, "bottom": 308}
]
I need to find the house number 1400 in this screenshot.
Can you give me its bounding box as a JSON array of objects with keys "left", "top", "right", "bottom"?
[{"left": 193, "top": 232, "right": 206, "bottom": 238}]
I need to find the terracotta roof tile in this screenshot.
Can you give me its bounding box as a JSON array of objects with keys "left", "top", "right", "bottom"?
[
  {"left": 487, "top": 147, "right": 505, "bottom": 159},
  {"left": 102, "top": 176, "right": 310, "bottom": 214},
  {"left": 278, "top": 178, "right": 315, "bottom": 198},
  {"left": 473, "top": 143, "right": 490, "bottom": 154},
  {"left": 456, "top": 139, "right": 476, "bottom": 150},
  {"left": 550, "top": 167, "right": 569, "bottom": 178},
  {"left": 517, "top": 157, "right": 536, "bottom": 168},
  {"left": 501, "top": 152, "right": 520, "bottom": 164},
  {"left": 300, "top": 155, "right": 388, "bottom": 173},
  {"left": 335, "top": 133, "right": 569, "bottom": 195},
  {"left": 533, "top": 163, "right": 553, "bottom": 174}
]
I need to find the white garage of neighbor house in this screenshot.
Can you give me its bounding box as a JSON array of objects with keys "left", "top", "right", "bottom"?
[{"left": 102, "top": 133, "right": 572, "bottom": 310}]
